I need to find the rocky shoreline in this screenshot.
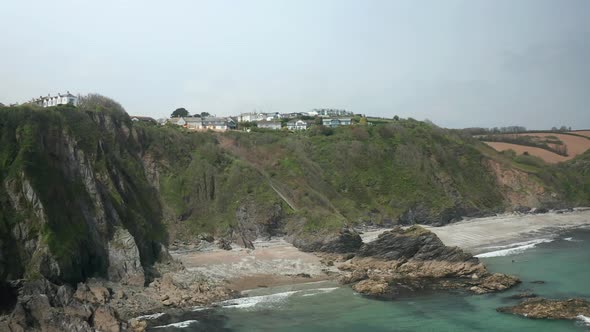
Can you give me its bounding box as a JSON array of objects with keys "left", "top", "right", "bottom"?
[
  {"left": 1, "top": 221, "right": 570, "bottom": 331},
  {"left": 497, "top": 297, "right": 590, "bottom": 321}
]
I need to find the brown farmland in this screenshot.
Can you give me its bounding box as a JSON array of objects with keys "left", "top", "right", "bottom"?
[{"left": 483, "top": 132, "right": 590, "bottom": 163}]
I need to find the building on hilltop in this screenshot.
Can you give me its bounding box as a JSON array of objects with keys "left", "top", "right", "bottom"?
[
  {"left": 257, "top": 121, "right": 282, "bottom": 130},
  {"left": 287, "top": 119, "right": 311, "bottom": 131},
  {"left": 30, "top": 92, "right": 78, "bottom": 108},
  {"left": 313, "top": 108, "right": 352, "bottom": 118},
  {"left": 239, "top": 112, "right": 280, "bottom": 122},
  {"left": 202, "top": 117, "right": 237, "bottom": 131},
  {"left": 130, "top": 116, "right": 157, "bottom": 124},
  {"left": 322, "top": 118, "right": 352, "bottom": 128},
  {"left": 183, "top": 117, "right": 202, "bottom": 130}
]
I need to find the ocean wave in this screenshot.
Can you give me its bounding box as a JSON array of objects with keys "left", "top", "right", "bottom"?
[
  {"left": 135, "top": 312, "right": 165, "bottom": 320},
  {"left": 577, "top": 315, "right": 590, "bottom": 326},
  {"left": 301, "top": 287, "right": 339, "bottom": 297},
  {"left": 152, "top": 320, "right": 199, "bottom": 329},
  {"left": 217, "top": 291, "right": 298, "bottom": 309},
  {"left": 475, "top": 239, "right": 554, "bottom": 258}
]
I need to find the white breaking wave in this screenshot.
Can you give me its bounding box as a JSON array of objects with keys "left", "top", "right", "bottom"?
[
  {"left": 216, "top": 287, "right": 340, "bottom": 310},
  {"left": 135, "top": 312, "right": 165, "bottom": 320},
  {"left": 577, "top": 315, "right": 590, "bottom": 326},
  {"left": 301, "top": 287, "right": 339, "bottom": 297},
  {"left": 217, "top": 291, "right": 298, "bottom": 309},
  {"left": 152, "top": 320, "right": 199, "bottom": 329},
  {"left": 475, "top": 239, "right": 554, "bottom": 258},
  {"left": 564, "top": 237, "right": 573, "bottom": 241}
]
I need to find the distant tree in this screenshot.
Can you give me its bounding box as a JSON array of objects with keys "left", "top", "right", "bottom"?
[
  {"left": 0, "top": 102, "right": 4, "bottom": 108},
  {"left": 393, "top": 115, "right": 400, "bottom": 121},
  {"left": 551, "top": 126, "right": 558, "bottom": 131},
  {"left": 201, "top": 112, "right": 210, "bottom": 117},
  {"left": 171, "top": 108, "right": 189, "bottom": 118},
  {"left": 559, "top": 126, "right": 568, "bottom": 132}
]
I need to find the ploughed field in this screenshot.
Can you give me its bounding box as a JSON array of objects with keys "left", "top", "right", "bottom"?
[{"left": 483, "top": 131, "right": 590, "bottom": 163}]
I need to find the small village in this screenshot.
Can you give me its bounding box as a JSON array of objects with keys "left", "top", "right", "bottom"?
[
  {"left": 160, "top": 108, "right": 355, "bottom": 132},
  {"left": 15, "top": 92, "right": 362, "bottom": 132}
]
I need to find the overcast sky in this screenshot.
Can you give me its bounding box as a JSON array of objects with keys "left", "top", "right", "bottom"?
[{"left": 1, "top": 0, "right": 589, "bottom": 129}]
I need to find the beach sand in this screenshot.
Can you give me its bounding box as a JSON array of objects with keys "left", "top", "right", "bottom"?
[
  {"left": 170, "top": 209, "right": 590, "bottom": 291},
  {"left": 422, "top": 209, "right": 590, "bottom": 255},
  {"left": 170, "top": 238, "right": 335, "bottom": 291}
]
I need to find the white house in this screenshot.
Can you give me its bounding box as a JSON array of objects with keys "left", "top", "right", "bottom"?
[
  {"left": 168, "top": 117, "right": 186, "bottom": 126},
  {"left": 287, "top": 119, "right": 311, "bottom": 131},
  {"left": 31, "top": 92, "right": 77, "bottom": 108},
  {"left": 322, "top": 118, "right": 352, "bottom": 128},
  {"left": 239, "top": 112, "right": 266, "bottom": 122},
  {"left": 184, "top": 117, "right": 203, "bottom": 130},
  {"left": 257, "top": 121, "right": 282, "bottom": 130},
  {"left": 313, "top": 109, "right": 353, "bottom": 118}
]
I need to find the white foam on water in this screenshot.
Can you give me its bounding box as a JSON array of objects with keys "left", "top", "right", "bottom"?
[
  {"left": 217, "top": 291, "right": 298, "bottom": 309},
  {"left": 564, "top": 237, "right": 573, "bottom": 241},
  {"left": 135, "top": 312, "right": 165, "bottom": 320},
  {"left": 577, "top": 315, "right": 590, "bottom": 326},
  {"left": 301, "top": 287, "right": 339, "bottom": 297},
  {"left": 152, "top": 320, "right": 199, "bottom": 329},
  {"left": 475, "top": 238, "right": 554, "bottom": 258}
]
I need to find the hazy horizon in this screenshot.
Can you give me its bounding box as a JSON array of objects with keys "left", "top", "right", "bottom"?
[{"left": 1, "top": 0, "right": 589, "bottom": 129}]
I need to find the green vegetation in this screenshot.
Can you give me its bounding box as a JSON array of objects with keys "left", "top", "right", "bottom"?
[
  {"left": 0, "top": 104, "right": 166, "bottom": 283},
  {"left": 0, "top": 102, "right": 588, "bottom": 283}
]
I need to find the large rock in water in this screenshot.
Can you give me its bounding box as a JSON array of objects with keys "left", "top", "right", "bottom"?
[
  {"left": 107, "top": 227, "right": 145, "bottom": 286},
  {"left": 497, "top": 298, "right": 590, "bottom": 320},
  {"left": 339, "top": 226, "right": 519, "bottom": 297}
]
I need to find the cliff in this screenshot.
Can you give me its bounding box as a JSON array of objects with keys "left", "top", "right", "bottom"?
[
  {"left": 0, "top": 104, "right": 588, "bottom": 286},
  {"left": 0, "top": 105, "right": 167, "bottom": 284}
]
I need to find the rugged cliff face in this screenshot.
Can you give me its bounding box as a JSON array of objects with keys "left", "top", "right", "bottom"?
[
  {"left": 0, "top": 106, "right": 167, "bottom": 284},
  {"left": 0, "top": 105, "right": 588, "bottom": 286}
]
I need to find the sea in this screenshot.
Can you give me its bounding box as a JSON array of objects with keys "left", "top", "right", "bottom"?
[{"left": 146, "top": 227, "right": 590, "bottom": 332}]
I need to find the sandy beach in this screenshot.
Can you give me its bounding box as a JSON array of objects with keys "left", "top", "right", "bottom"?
[
  {"left": 170, "top": 238, "right": 336, "bottom": 291},
  {"left": 170, "top": 209, "right": 590, "bottom": 291},
  {"left": 422, "top": 209, "right": 590, "bottom": 255}
]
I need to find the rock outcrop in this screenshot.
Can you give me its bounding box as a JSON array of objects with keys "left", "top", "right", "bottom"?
[
  {"left": 0, "top": 279, "right": 125, "bottom": 332},
  {"left": 338, "top": 226, "right": 519, "bottom": 298},
  {"left": 107, "top": 227, "right": 145, "bottom": 287},
  {"left": 290, "top": 228, "right": 363, "bottom": 253},
  {"left": 497, "top": 298, "right": 590, "bottom": 320}
]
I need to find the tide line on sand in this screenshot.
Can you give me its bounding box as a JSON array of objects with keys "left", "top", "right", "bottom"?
[{"left": 475, "top": 238, "right": 554, "bottom": 258}]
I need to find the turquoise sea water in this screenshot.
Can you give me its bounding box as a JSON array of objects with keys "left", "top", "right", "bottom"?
[{"left": 149, "top": 228, "right": 590, "bottom": 331}]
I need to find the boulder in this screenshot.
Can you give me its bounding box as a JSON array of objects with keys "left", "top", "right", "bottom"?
[
  {"left": 291, "top": 228, "right": 363, "bottom": 253},
  {"left": 469, "top": 273, "right": 521, "bottom": 294},
  {"left": 352, "top": 279, "right": 390, "bottom": 296},
  {"left": 92, "top": 305, "right": 123, "bottom": 332},
  {"left": 497, "top": 298, "right": 590, "bottom": 320}
]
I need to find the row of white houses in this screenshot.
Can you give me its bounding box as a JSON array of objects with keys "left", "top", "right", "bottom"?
[{"left": 29, "top": 92, "right": 78, "bottom": 108}]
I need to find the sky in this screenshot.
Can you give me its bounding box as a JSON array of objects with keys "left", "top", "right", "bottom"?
[{"left": 1, "top": 0, "right": 589, "bottom": 129}]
